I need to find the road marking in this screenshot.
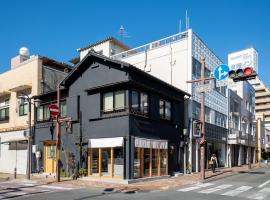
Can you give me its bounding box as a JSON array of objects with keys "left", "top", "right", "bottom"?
[
  {"left": 248, "top": 188, "right": 270, "bottom": 200},
  {"left": 258, "top": 180, "right": 270, "bottom": 188},
  {"left": 221, "top": 185, "right": 253, "bottom": 196},
  {"left": 199, "top": 184, "right": 232, "bottom": 194},
  {"left": 37, "top": 185, "right": 73, "bottom": 190},
  {"left": 177, "top": 183, "right": 214, "bottom": 192}
]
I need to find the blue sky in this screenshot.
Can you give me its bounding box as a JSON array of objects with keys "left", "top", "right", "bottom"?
[{"left": 0, "top": 0, "right": 269, "bottom": 85}]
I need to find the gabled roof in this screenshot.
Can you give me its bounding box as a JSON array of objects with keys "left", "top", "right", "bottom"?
[
  {"left": 77, "top": 37, "right": 130, "bottom": 52},
  {"left": 39, "top": 56, "right": 73, "bottom": 71},
  {"left": 61, "top": 50, "right": 190, "bottom": 97}
]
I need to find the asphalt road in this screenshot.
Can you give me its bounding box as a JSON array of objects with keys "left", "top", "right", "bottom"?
[{"left": 2, "top": 167, "right": 270, "bottom": 200}]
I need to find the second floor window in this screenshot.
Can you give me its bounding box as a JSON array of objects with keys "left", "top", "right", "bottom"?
[
  {"left": 103, "top": 90, "right": 125, "bottom": 112},
  {"left": 131, "top": 90, "right": 148, "bottom": 115},
  {"left": 0, "top": 99, "right": 9, "bottom": 121},
  {"left": 19, "top": 99, "right": 29, "bottom": 116},
  {"left": 37, "top": 101, "right": 67, "bottom": 122},
  {"left": 159, "top": 99, "right": 171, "bottom": 120},
  {"left": 37, "top": 104, "right": 50, "bottom": 121}
]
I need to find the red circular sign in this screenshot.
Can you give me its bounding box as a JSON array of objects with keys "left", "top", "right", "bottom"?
[{"left": 49, "top": 104, "right": 60, "bottom": 116}]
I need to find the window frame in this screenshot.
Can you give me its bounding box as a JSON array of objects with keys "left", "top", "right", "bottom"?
[
  {"left": 0, "top": 99, "right": 9, "bottom": 121},
  {"left": 19, "top": 101, "right": 29, "bottom": 116},
  {"left": 159, "top": 99, "right": 172, "bottom": 121},
  {"left": 102, "top": 90, "right": 126, "bottom": 113},
  {"left": 130, "top": 90, "right": 149, "bottom": 116}
]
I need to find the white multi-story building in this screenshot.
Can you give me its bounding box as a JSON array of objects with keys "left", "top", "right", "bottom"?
[
  {"left": 77, "top": 30, "right": 229, "bottom": 172},
  {"left": 227, "top": 48, "right": 257, "bottom": 167}
]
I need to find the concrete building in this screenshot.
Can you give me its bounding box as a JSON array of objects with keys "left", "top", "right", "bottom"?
[
  {"left": 0, "top": 48, "right": 71, "bottom": 174},
  {"left": 250, "top": 77, "right": 270, "bottom": 159},
  {"left": 227, "top": 82, "right": 256, "bottom": 167},
  {"left": 77, "top": 30, "right": 229, "bottom": 172}
]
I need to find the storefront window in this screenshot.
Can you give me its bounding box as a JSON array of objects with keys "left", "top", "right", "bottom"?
[
  {"left": 144, "top": 148, "right": 150, "bottom": 177},
  {"left": 152, "top": 149, "right": 158, "bottom": 176},
  {"left": 133, "top": 148, "right": 141, "bottom": 178},
  {"left": 89, "top": 147, "right": 123, "bottom": 178},
  {"left": 160, "top": 149, "right": 167, "bottom": 175},
  {"left": 113, "top": 147, "right": 124, "bottom": 177},
  {"left": 91, "top": 148, "right": 99, "bottom": 174}
]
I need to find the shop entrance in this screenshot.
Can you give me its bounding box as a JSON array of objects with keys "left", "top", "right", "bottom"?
[{"left": 44, "top": 141, "right": 56, "bottom": 173}]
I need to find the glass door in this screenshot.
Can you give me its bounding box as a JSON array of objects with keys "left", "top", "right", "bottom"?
[
  {"left": 144, "top": 148, "right": 150, "bottom": 177},
  {"left": 101, "top": 148, "right": 111, "bottom": 176}
]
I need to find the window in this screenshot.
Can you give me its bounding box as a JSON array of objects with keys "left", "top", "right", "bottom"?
[
  {"left": 19, "top": 99, "right": 29, "bottom": 116},
  {"left": 130, "top": 90, "right": 149, "bottom": 115},
  {"left": 0, "top": 99, "right": 9, "bottom": 121},
  {"left": 9, "top": 141, "right": 28, "bottom": 150},
  {"left": 60, "top": 101, "right": 67, "bottom": 117},
  {"left": 141, "top": 93, "right": 148, "bottom": 114},
  {"left": 104, "top": 92, "right": 114, "bottom": 111},
  {"left": 115, "top": 90, "right": 125, "bottom": 110},
  {"left": 159, "top": 99, "right": 171, "bottom": 120},
  {"left": 103, "top": 90, "right": 125, "bottom": 112},
  {"left": 37, "top": 104, "right": 51, "bottom": 121},
  {"left": 131, "top": 91, "right": 139, "bottom": 110}
]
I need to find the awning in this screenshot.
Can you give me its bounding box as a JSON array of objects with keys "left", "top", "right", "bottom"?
[
  {"left": 135, "top": 137, "right": 168, "bottom": 149},
  {"left": 88, "top": 137, "right": 123, "bottom": 148},
  {"left": 1, "top": 138, "right": 28, "bottom": 144}
]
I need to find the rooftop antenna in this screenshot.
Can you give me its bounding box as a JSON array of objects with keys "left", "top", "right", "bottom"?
[
  {"left": 118, "top": 25, "right": 130, "bottom": 42},
  {"left": 179, "top": 19, "right": 182, "bottom": 33},
  {"left": 185, "top": 10, "right": 191, "bottom": 30}
]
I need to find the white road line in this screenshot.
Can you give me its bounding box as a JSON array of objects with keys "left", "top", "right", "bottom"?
[
  {"left": 37, "top": 185, "right": 73, "bottom": 190},
  {"left": 248, "top": 188, "right": 270, "bottom": 200},
  {"left": 221, "top": 185, "right": 253, "bottom": 196},
  {"left": 199, "top": 184, "right": 232, "bottom": 194},
  {"left": 177, "top": 183, "right": 214, "bottom": 192},
  {"left": 258, "top": 180, "right": 270, "bottom": 188}
]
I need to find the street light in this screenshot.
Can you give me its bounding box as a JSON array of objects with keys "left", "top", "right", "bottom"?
[{"left": 18, "top": 94, "right": 40, "bottom": 180}]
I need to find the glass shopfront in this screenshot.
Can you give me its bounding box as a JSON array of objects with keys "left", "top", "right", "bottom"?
[
  {"left": 88, "top": 137, "right": 124, "bottom": 178},
  {"left": 133, "top": 138, "right": 168, "bottom": 179}
]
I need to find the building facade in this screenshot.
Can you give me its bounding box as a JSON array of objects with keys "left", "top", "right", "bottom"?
[
  {"left": 34, "top": 51, "right": 189, "bottom": 180},
  {"left": 0, "top": 48, "right": 71, "bottom": 174},
  {"left": 93, "top": 30, "right": 228, "bottom": 172},
  {"left": 250, "top": 78, "right": 270, "bottom": 159}
]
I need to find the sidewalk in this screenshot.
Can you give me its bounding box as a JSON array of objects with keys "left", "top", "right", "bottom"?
[{"left": 0, "top": 163, "right": 267, "bottom": 192}]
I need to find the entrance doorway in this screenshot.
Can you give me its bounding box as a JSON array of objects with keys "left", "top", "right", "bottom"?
[{"left": 44, "top": 141, "right": 56, "bottom": 173}]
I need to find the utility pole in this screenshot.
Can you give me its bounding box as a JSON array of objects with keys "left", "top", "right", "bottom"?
[
  {"left": 200, "top": 58, "right": 206, "bottom": 180},
  {"left": 56, "top": 84, "right": 61, "bottom": 182},
  {"left": 187, "top": 57, "right": 214, "bottom": 180},
  {"left": 27, "top": 98, "right": 32, "bottom": 180}
]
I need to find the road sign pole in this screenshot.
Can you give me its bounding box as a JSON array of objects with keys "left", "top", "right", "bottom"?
[
  {"left": 200, "top": 58, "right": 206, "bottom": 180},
  {"left": 56, "top": 84, "right": 61, "bottom": 182}
]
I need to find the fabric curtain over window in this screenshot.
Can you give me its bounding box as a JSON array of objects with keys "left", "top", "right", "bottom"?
[
  {"left": 104, "top": 92, "right": 113, "bottom": 111},
  {"left": 115, "top": 90, "right": 125, "bottom": 110},
  {"left": 135, "top": 137, "right": 168, "bottom": 149}
]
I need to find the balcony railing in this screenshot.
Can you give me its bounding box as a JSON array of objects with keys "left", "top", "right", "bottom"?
[{"left": 110, "top": 31, "right": 188, "bottom": 60}]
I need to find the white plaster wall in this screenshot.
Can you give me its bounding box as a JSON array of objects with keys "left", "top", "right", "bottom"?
[
  {"left": 0, "top": 130, "right": 27, "bottom": 174},
  {"left": 120, "top": 39, "right": 189, "bottom": 93}
]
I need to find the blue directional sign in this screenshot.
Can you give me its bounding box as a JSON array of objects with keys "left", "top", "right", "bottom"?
[{"left": 214, "top": 64, "right": 230, "bottom": 81}]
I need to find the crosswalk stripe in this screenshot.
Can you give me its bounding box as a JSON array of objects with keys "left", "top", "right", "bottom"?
[
  {"left": 177, "top": 183, "right": 214, "bottom": 192},
  {"left": 199, "top": 184, "right": 232, "bottom": 194},
  {"left": 221, "top": 185, "right": 253, "bottom": 196},
  {"left": 248, "top": 188, "right": 270, "bottom": 200},
  {"left": 37, "top": 185, "right": 73, "bottom": 190}
]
